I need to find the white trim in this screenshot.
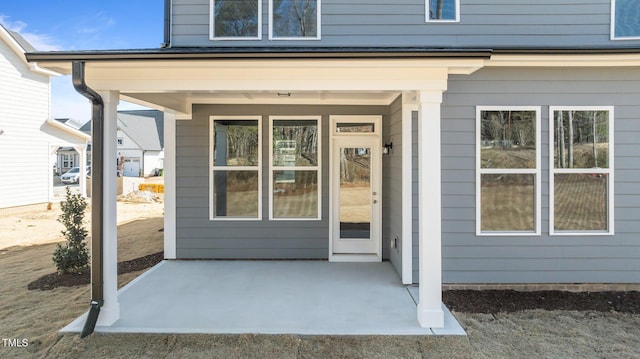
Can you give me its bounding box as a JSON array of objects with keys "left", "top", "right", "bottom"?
[
  {"left": 401, "top": 95, "right": 417, "bottom": 285},
  {"left": 548, "top": 106, "right": 615, "bottom": 236},
  {"left": 610, "top": 0, "right": 640, "bottom": 40},
  {"left": 209, "top": 116, "right": 263, "bottom": 221},
  {"left": 425, "top": 0, "right": 460, "bottom": 23},
  {"left": 210, "top": 0, "right": 263, "bottom": 41},
  {"left": 417, "top": 90, "right": 444, "bottom": 328},
  {"left": 163, "top": 112, "right": 177, "bottom": 259},
  {"left": 268, "top": 115, "right": 322, "bottom": 221},
  {"left": 268, "top": 0, "right": 322, "bottom": 40},
  {"left": 475, "top": 106, "right": 542, "bottom": 236},
  {"left": 97, "top": 91, "right": 120, "bottom": 326}
]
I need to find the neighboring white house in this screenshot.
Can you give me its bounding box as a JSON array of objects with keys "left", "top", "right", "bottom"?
[
  {"left": 80, "top": 110, "right": 164, "bottom": 177},
  {"left": 0, "top": 24, "right": 89, "bottom": 208}
]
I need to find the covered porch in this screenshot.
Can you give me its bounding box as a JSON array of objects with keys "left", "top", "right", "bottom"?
[
  {"left": 26, "top": 50, "right": 488, "bottom": 332},
  {"left": 62, "top": 260, "right": 464, "bottom": 335}
]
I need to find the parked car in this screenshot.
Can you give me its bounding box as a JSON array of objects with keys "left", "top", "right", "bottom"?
[{"left": 60, "top": 166, "right": 89, "bottom": 184}]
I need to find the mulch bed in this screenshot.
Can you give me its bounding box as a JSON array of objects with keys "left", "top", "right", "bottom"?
[
  {"left": 28, "top": 255, "right": 640, "bottom": 315},
  {"left": 443, "top": 289, "right": 640, "bottom": 314},
  {"left": 27, "top": 252, "right": 164, "bottom": 291}
]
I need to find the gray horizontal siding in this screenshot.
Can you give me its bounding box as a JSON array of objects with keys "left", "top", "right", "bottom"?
[
  {"left": 433, "top": 67, "right": 640, "bottom": 284},
  {"left": 170, "top": 0, "right": 640, "bottom": 48},
  {"left": 383, "top": 95, "right": 404, "bottom": 276},
  {"left": 176, "top": 104, "right": 388, "bottom": 259}
]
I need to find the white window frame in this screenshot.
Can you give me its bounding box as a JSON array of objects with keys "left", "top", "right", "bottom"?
[
  {"left": 269, "top": 116, "right": 322, "bottom": 220},
  {"left": 611, "top": 0, "right": 640, "bottom": 40},
  {"left": 425, "top": 0, "right": 460, "bottom": 23},
  {"left": 549, "top": 106, "right": 615, "bottom": 236},
  {"left": 268, "top": 0, "right": 322, "bottom": 40},
  {"left": 210, "top": 0, "right": 263, "bottom": 41},
  {"left": 476, "top": 106, "right": 541, "bottom": 236},
  {"left": 209, "top": 116, "right": 262, "bottom": 221}
]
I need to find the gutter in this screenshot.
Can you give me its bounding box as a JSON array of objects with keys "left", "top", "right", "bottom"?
[{"left": 71, "top": 61, "right": 105, "bottom": 338}]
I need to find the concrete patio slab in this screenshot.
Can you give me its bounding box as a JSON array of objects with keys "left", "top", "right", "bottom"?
[{"left": 62, "top": 260, "right": 465, "bottom": 336}]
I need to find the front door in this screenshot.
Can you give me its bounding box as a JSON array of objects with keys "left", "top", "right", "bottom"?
[{"left": 330, "top": 117, "right": 382, "bottom": 261}]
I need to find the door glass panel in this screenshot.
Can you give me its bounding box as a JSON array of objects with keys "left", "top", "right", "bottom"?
[{"left": 339, "top": 147, "right": 371, "bottom": 238}]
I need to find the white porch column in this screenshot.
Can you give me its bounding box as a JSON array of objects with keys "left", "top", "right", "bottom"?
[
  {"left": 417, "top": 90, "right": 444, "bottom": 328},
  {"left": 48, "top": 146, "right": 57, "bottom": 203},
  {"left": 163, "top": 112, "right": 176, "bottom": 259},
  {"left": 74, "top": 145, "right": 87, "bottom": 197},
  {"left": 97, "top": 90, "right": 120, "bottom": 325}
]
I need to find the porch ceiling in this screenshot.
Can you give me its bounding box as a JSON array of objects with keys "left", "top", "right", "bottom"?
[{"left": 121, "top": 90, "right": 402, "bottom": 116}]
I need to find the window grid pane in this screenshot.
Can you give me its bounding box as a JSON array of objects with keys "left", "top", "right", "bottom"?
[
  {"left": 481, "top": 174, "right": 536, "bottom": 232},
  {"left": 272, "top": 170, "right": 319, "bottom": 218},
  {"left": 213, "top": 170, "right": 260, "bottom": 218},
  {"left": 213, "top": 0, "right": 260, "bottom": 38},
  {"left": 272, "top": 0, "right": 319, "bottom": 38},
  {"left": 554, "top": 173, "right": 608, "bottom": 231}
]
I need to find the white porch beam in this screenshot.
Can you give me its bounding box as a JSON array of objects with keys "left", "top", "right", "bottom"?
[
  {"left": 163, "top": 112, "right": 177, "bottom": 259},
  {"left": 417, "top": 90, "right": 444, "bottom": 328},
  {"left": 96, "top": 90, "right": 120, "bottom": 326}
]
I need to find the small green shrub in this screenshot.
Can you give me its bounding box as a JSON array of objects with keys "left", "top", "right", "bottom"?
[{"left": 53, "top": 187, "right": 89, "bottom": 274}]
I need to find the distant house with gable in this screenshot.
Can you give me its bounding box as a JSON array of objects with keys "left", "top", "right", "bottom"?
[
  {"left": 80, "top": 110, "right": 165, "bottom": 177},
  {"left": 0, "top": 24, "right": 89, "bottom": 208}
]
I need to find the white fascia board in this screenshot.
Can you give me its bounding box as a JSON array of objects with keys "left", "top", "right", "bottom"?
[
  {"left": 487, "top": 54, "right": 640, "bottom": 67},
  {"left": 0, "top": 26, "right": 60, "bottom": 76},
  {"left": 46, "top": 118, "right": 91, "bottom": 141}
]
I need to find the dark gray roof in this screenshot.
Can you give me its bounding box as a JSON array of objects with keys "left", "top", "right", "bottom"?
[
  {"left": 25, "top": 46, "right": 494, "bottom": 61},
  {"left": 80, "top": 110, "right": 164, "bottom": 151},
  {"left": 2, "top": 24, "right": 38, "bottom": 52},
  {"left": 117, "top": 110, "right": 164, "bottom": 150}
]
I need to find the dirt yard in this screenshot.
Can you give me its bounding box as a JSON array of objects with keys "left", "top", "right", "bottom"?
[{"left": 1, "top": 195, "right": 639, "bottom": 358}]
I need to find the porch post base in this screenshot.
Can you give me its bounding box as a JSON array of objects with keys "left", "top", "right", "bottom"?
[
  {"left": 417, "top": 304, "right": 444, "bottom": 328},
  {"left": 95, "top": 302, "right": 120, "bottom": 326}
]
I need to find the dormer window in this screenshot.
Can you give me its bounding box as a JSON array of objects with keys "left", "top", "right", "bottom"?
[
  {"left": 426, "top": 0, "right": 459, "bottom": 22},
  {"left": 269, "top": 0, "right": 321, "bottom": 40},
  {"left": 210, "top": 0, "right": 262, "bottom": 40},
  {"left": 611, "top": 0, "right": 640, "bottom": 40}
]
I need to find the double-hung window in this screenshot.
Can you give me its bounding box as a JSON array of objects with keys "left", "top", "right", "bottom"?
[
  {"left": 269, "top": 0, "right": 321, "bottom": 40},
  {"left": 550, "top": 107, "right": 614, "bottom": 235},
  {"left": 210, "top": 116, "right": 262, "bottom": 220},
  {"left": 426, "top": 0, "right": 460, "bottom": 22},
  {"left": 269, "top": 116, "right": 321, "bottom": 220},
  {"left": 210, "top": 0, "right": 262, "bottom": 40},
  {"left": 476, "top": 107, "right": 541, "bottom": 235},
  {"left": 611, "top": 0, "right": 640, "bottom": 40}
]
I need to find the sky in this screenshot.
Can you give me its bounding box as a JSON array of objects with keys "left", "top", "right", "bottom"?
[{"left": 0, "top": 1, "right": 165, "bottom": 123}]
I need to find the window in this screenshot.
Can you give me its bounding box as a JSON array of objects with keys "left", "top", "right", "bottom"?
[
  {"left": 426, "top": 0, "right": 460, "bottom": 22},
  {"left": 210, "top": 0, "right": 262, "bottom": 40},
  {"left": 269, "top": 0, "right": 321, "bottom": 40},
  {"left": 611, "top": 0, "right": 640, "bottom": 39},
  {"left": 210, "top": 116, "right": 262, "bottom": 220},
  {"left": 117, "top": 137, "right": 123, "bottom": 145},
  {"left": 269, "top": 116, "right": 321, "bottom": 220},
  {"left": 476, "top": 107, "right": 541, "bottom": 235},
  {"left": 550, "top": 107, "right": 614, "bottom": 235}
]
